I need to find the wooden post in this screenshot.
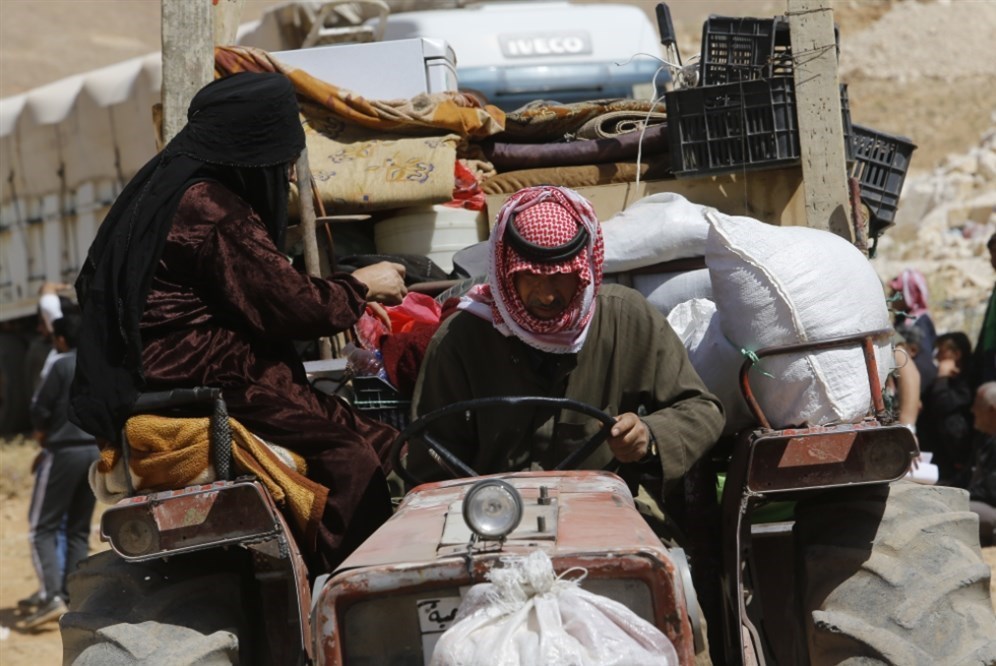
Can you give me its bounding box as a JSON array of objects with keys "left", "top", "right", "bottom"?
[
  {"left": 296, "top": 148, "right": 333, "bottom": 360},
  {"left": 787, "top": 0, "right": 853, "bottom": 242},
  {"left": 161, "top": 0, "right": 245, "bottom": 145},
  {"left": 161, "top": 0, "right": 213, "bottom": 144}
]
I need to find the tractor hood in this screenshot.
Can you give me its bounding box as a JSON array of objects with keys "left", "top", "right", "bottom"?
[{"left": 336, "top": 470, "right": 664, "bottom": 570}]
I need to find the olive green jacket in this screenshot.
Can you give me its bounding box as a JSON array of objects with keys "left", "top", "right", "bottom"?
[{"left": 409, "top": 284, "right": 725, "bottom": 491}]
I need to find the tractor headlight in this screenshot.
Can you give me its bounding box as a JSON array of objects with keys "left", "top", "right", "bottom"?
[
  {"left": 103, "top": 509, "right": 160, "bottom": 557},
  {"left": 463, "top": 479, "right": 523, "bottom": 540}
]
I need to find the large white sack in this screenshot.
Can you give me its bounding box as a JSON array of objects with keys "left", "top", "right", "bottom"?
[
  {"left": 667, "top": 299, "right": 755, "bottom": 435},
  {"left": 431, "top": 551, "right": 678, "bottom": 666},
  {"left": 706, "top": 212, "right": 892, "bottom": 428},
  {"left": 601, "top": 192, "right": 710, "bottom": 273}
]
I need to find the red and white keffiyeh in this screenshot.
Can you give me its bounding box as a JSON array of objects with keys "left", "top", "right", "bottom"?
[
  {"left": 460, "top": 186, "right": 604, "bottom": 353},
  {"left": 889, "top": 268, "right": 930, "bottom": 318}
]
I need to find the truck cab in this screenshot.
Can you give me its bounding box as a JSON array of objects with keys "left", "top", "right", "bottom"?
[{"left": 377, "top": 1, "right": 666, "bottom": 110}]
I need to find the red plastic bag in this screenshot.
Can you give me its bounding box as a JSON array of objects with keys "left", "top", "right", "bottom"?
[{"left": 354, "top": 293, "right": 444, "bottom": 397}]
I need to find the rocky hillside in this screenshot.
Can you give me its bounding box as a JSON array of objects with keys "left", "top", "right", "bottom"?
[{"left": 836, "top": 0, "right": 996, "bottom": 340}]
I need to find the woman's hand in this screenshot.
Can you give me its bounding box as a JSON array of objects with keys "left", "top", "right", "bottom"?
[{"left": 353, "top": 261, "right": 407, "bottom": 306}]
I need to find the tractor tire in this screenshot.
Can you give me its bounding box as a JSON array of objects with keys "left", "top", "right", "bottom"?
[
  {"left": 61, "top": 551, "right": 249, "bottom": 665},
  {"left": 795, "top": 481, "right": 996, "bottom": 666}
]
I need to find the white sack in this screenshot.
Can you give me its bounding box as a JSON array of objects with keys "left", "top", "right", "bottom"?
[
  {"left": 632, "top": 268, "right": 713, "bottom": 316},
  {"left": 705, "top": 211, "right": 892, "bottom": 428},
  {"left": 601, "top": 192, "right": 710, "bottom": 273},
  {"left": 667, "top": 298, "right": 755, "bottom": 435},
  {"left": 431, "top": 551, "right": 678, "bottom": 666}
]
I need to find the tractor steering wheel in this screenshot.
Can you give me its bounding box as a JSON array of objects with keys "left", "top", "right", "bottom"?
[{"left": 389, "top": 396, "right": 617, "bottom": 487}]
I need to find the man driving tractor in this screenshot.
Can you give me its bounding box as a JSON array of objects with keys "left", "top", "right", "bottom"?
[{"left": 410, "top": 185, "right": 725, "bottom": 513}]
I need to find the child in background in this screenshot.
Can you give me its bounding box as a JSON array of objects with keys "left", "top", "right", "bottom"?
[{"left": 921, "top": 332, "right": 975, "bottom": 487}]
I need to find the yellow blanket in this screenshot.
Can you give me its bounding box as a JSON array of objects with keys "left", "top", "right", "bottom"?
[{"left": 95, "top": 415, "right": 328, "bottom": 548}]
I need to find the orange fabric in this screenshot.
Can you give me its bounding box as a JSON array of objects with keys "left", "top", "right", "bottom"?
[
  {"left": 102, "top": 415, "right": 327, "bottom": 547},
  {"left": 215, "top": 45, "right": 505, "bottom": 138}
]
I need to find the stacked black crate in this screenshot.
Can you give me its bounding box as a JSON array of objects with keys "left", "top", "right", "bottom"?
[{"left": 665, "top": 14, "right": 915, "bottom": 240}]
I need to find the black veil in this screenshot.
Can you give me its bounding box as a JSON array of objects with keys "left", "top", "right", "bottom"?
[{"left": 71, "top": 72, "right": 306, "bottom": 442}]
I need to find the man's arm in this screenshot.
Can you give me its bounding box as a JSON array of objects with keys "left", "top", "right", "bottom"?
[
  {"left": 37, "top": 283, "right": 66, "bottom": 335},
  {"left": 640, "top": 317, "right": 725, "bottom": 489},
  {"left": 894, "top": 345, "right": 921, "bottom": 428},
  {"left": 407, "top": 322, "right": 480, "bottom": 482},
  {"left": 29, "top": 356, "right": 67, "bottom": 433}
]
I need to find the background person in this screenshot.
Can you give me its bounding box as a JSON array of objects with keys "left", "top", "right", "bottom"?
[
  {"left": 20, "top": 314, "right": 98, "bottom": 630},
  {"left": 890, "top": 268, "right": 937, "bottom": 398},
  {"left": 970, "top": 233, "right": 996, "bottom": 390},
  {"left": 968, "top": 382, "right": 996, "bottom": 547},
  {"left": 920, "top": 332, "right": 975, "bottom": 487},
  {"left": 18, "top": 283, "right": 73, "bottom": 617}
]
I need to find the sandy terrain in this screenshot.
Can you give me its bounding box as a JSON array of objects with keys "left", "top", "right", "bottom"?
[{"left": 1, "top": 0, "right": 995, "bottom": 663}]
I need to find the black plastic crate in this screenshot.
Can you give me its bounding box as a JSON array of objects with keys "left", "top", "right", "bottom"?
[
  {"left": 700, "top": 15, "right": 839, "bottom": 86},
  {"left": 667, "top": 77, "right": 853, "bottom": 178},
  {"left": 848, "top": 124, "right": 917, "bottom": 234},
  {"left": 700, "top": 15, "right": 784, "bottom": 85},
  {"left": 840, "top": 83, "right": 855, "bottom": 164},
  {"left": 352, "top": 375, "right": 411, "bottom": 431},
  {"left": 667, "top": 77, "right": 799, "bottom": 177}
]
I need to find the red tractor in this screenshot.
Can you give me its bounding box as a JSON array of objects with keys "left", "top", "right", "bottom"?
[{"left": 60, "top": 333, "right": 996, "bottom": 665}]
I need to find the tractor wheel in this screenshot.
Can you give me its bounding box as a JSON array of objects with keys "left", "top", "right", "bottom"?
[
  {"left": 61, "top": 551, "right": 249, "bottom": 665},
  {"left": 794, "top": 481, "right": 996, "bottom": 666}
]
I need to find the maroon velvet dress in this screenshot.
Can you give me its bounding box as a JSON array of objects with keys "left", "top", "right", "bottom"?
[{"left": 139, "top": 181, "right": 394, "bottom": 571}]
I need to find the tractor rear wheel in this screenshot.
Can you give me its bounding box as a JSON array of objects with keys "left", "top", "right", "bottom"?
[
  {"left": 795, "top": 481, "right": 996, "bottom": 665},
  {"left": 61, "top": 551, "right": 249, "bottom": 665}
]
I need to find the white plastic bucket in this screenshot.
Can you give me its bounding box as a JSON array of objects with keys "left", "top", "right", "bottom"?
[{"left": 374, "top": 204, "right": 487, "bottom": 274}]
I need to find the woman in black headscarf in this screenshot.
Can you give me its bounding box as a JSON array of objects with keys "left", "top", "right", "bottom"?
[{"left": 72, "top": 72, "right": 406, "bottom": 571}]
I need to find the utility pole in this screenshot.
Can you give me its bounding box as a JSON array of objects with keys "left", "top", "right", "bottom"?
[
  {"left": 787, "top": 0, "right": 854, "bottom": 242},
  {"left": 161, "top": 0, "right": 245, "bottom": 144}
]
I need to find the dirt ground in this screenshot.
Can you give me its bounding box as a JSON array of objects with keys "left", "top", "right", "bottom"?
[{"left": 2, "top": 0, "right": 995, "bottom": 663}]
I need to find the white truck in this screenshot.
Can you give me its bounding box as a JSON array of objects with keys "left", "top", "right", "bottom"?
[{"left": 375, "top": 1, "right": 665, "bottom": 110}]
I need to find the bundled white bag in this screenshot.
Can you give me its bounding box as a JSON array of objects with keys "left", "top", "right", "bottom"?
[
  {"left": 430, "top": 551, "right": 678, "bottom": 666},
  {"left": 705, "top": 211, "right": 892, "bottom": 428},
  {"left": 667, "top": 298, "right": 755, "bottom": 435},
  {"left": 632, "top": 268, "right": 713, "bottom": 317},
  {"left": 601, "top": 192, "right": 711, "bottom": 272}
]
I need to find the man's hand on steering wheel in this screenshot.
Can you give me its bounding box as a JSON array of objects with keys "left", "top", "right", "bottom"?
[
  {"left": 609, "top": 413, "right": 652, "bottom": 463},
  {"left": 393, "top": 397, "right": 618, "bottom": 487}
]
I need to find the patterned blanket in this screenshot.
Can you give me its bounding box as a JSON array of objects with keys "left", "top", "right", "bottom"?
[{"left": 215, "top": 46, "right": 506, "bottom": 214}]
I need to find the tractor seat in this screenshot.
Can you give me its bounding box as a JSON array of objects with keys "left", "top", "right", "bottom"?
[{"left": 88, "top": 388, "right": 305, "bottom": 504}]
